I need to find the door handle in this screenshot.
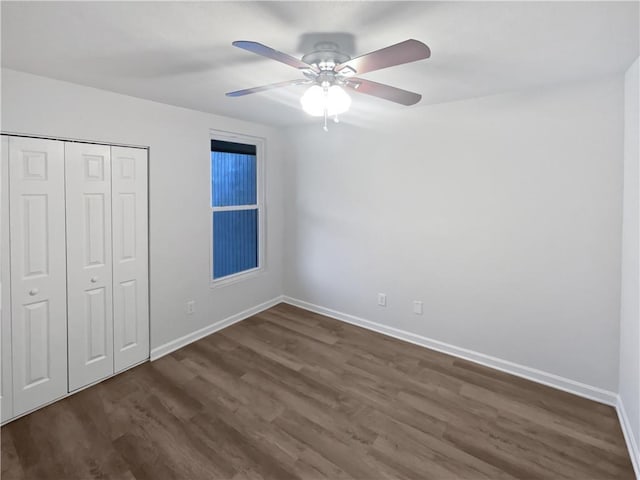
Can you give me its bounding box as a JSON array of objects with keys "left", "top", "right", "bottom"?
[
  {"left": 90, "top": 276, "right": 98, "bottom": 283},
  {"left": 29, "top": 288, "right": 39, "bottom": 296}
]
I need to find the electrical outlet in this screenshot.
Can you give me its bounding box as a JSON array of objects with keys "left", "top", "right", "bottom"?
[
  {"left": 413, "top": 300, "right": 423, "bottom": 315},
  {"left": 377, "top": 293, "right": 387, "bottom": 307},
  {"left": 186, "top": 300, "right": 195, "bottom": 315}
]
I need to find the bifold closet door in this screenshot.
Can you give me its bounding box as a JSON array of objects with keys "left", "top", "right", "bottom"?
[
  {"left": 1, "top": 136, "right": 14, "bottom": 422},
  {"left": 111, "top": 146, "right": 149, "bottom": 372},
  {"left": 8, "top": 136, "right": 67, "bottom": 416},
  {"left": 66, "top": 143, "right": 114, "bottom": 391},
  {"left": 111, "top": 147, "right": 149, "bottom": 372}
]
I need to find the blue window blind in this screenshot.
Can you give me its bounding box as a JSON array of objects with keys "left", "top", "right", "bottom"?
[
  {"left": 211, "top": 152, "right": 257, "bottom": 207},
  {"left": 211, "top": 141, "right": 259, "bottom": 280},
  {"left": 213, "top": 210, "right": 258, "bottom": 279}
]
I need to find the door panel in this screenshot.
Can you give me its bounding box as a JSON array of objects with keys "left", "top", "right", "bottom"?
[
  {"left": 22, "top": 300, "right": 50, "bottom": 387},
  {"left": 120, "top": 280, "right": 138, "bottom": 349},
  {"left": 9, "top": 136, "right": 67, "bottom": 416},
  {"left": 111, "top": 146, "right": 148, "bottom": 372},
  {"left": 66, "top": 143, "right": 114, "bottom": 391},
  {"left": 1, "top": 136, "right": 13, "bottom": 422},
  {"left": 22, "top": 195, "right": 49, "bottom": 277},
  {"left": 84, "top": 194, "right": 107, "bottom": 266},
  {"left": 85, "top": 287, "right": 107, "bottom": 362}
]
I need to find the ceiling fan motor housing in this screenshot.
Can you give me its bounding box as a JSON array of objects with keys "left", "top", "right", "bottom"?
[{"left": 301, "top": 41, "right": 351, "bottom": 70}]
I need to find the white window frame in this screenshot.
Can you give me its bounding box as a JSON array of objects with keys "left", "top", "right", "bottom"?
[{"left": 209, "top": 129, "right": 265, "bottom": 288}]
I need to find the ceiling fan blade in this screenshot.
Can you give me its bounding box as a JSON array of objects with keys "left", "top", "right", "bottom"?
[
  {"left": 226, "top": 79, "right": 312, "bottom": 97},
  {"left": 232, "top": 41, "right": 316, "bottom": 72},
  {"left": 345, "top": 78, "right": 422, "bottom": 106},
  {"left": 335, "top": 39, "right": 430, "bottom": 76}
]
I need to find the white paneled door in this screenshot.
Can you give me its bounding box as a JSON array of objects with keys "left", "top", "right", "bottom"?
[
  {"left": 65, "top": 143, "right": 114, "bottom": 391},
  {"left": 8, "top": 136, "right": 68, "bottom": 417},
  {"left": 111, "top": 146, "right": 149, "bottom": 372},
  {"left": 1, "top": 136, "right": 14, "bottom": 422}
]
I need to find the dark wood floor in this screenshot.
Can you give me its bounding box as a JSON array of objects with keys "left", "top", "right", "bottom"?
[{"left": 1, "top": 303, "right": 634, "bottom": 479}]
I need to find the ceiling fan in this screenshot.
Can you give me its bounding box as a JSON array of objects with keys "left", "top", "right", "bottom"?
[{"left": 226, "top": 39, "right": 431, "bottom": 130}]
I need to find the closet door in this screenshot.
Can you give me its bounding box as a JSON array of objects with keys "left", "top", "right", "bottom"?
[
  {"left": 1, "top": 136, "right": 13, "bottom": 422},
  {"left": 111, "top": 146, "right": 149, "bottom": 372},
  {"left": 9, "top": 136, "right": 67, "bottom": 416},
  {"left": 65, "top": 143, "right": 114, "bottom": 391}
]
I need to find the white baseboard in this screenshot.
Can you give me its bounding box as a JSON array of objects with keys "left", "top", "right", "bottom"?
[
  {"left": 150, "top": 295, "right": 284, "bottom": 360},
  {"left": 617, "top": 395, "right": 640, "bottom": 479},
  {"left": 282, "top": 296, "right": 618, "bottom": 406}
]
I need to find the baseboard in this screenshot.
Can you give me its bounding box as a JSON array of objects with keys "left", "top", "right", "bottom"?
[
  {"left": 150, "top": 295, "right": 284, "bottom": 360},
  {"left": 282, "top": 296, "right": 618, "bottom": 406},
  {"left": 617, "top": 395, "right": 640, "bottom": 479}
]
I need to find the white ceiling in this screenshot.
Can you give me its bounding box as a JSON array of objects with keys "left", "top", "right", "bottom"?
[{"left": 2, "top": 1, "right": 638, "bottom": 127}]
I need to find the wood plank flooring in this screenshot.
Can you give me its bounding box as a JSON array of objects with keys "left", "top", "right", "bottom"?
[{"left": 1, "top": 303, "right": 634, "bottom": 479}]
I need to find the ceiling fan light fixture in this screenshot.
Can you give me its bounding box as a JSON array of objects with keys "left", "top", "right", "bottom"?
[{"left": 301, "top": 84, "right": 351, "bottom": 117}]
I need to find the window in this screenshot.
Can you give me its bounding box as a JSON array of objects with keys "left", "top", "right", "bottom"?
[{"left": 210, "top": 132, "right": 264, "bottom": 284}]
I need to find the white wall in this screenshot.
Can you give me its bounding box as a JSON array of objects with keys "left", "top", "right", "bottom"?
[
  {"left": 1, "top": 68, "right": 284, "bottom": 351},
  {"left": 283, "top": 76, "right": 624, "bottom": 393},
  {"left": 620, "top": 56, "right": 640, "bottom": 468}
]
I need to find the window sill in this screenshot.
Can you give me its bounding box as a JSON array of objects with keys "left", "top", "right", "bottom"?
[{"left": 209, "top": 267, "right": 264, "bottom": 289}]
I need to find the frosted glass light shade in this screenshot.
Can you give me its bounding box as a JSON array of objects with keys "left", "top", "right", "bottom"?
[
  {"left": 327, "top": 85, "right": 351, "bottom": 116},
  {"left": 301, "top": 85, "right": 351, "bottom": 117},
  {"left": 300, "top": 85, "right": 325, "bottom": 116}
]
